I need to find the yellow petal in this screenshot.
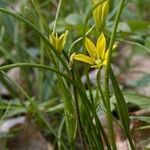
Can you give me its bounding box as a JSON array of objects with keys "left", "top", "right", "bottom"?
[
  {"left": 101, "top": 0, "right": 109, "bottom": 27},
  {"left": 57, "top": 30, "right": 68, "bottom": 53},
  {"left": 91, "top": 64, "right": 103, "bottom": 68},
  {"left": 85, "top": 37, "right": 96, "bottom": 58},
  {"left": 59, "top": 30, "right": 68, "bottom": 45},
  {"left": 113, "top": 44, "right": 117, "bottom": 49},
  {"left": 96, "top": 33, "right": 106, "bottom": 59},
  {"left": 73, "top": 54, "right": 95, "bottom": 65},
  {"left": 103, "top": 59, "right": 107, "bottom": 65},
  {"left": 92, "top": 0, "right": 109, "bottom": 29},
  {"left": 92, "top": 0, "right": 102, "bottom": 28},
  {"left": 103, "top": 44, "right": 117, "bottom": 65},
  {"left": 103, "top": 50, "right": 108, "bottom": 65},
  {"left": 49, "top": 31, "right": 68, "bottom": 53},
  {"left": 70, "top": 52, "right": 76, "bottom": 62},
  {"left": 49, "top": 34, "right": 57, "bottom": 49}
]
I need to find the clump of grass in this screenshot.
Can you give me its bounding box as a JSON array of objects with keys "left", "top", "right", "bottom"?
[{"left": 0, "top": 0, "right": 149, "bottom": 149}]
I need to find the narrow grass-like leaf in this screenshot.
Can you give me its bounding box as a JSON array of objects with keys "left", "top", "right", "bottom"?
[
  {"left": 0, "top": 63, "right": 69, "bottom": 81},
  {"left": 30, "top": 0, "right": 52, "bottom": 33},
  {"left": 58, "top": 76, "right": 77, "bottom": 147},
  {"left": 74, "top": 70, "right": 110, "bottom": 149},
  {"left": 0, "top": 101, "right": 12, "bottom": 122},
  {"left": 0, "top": 7, "right": 69, "bottom": 72},
  {"left": 130, "top": 116, "right": 150, "bottom": 124},
  {"left": 0, "top": 74, "right": 18, "bottom": 97},
  {"left": 0, "top": 71, "right": 66, "bottom": 149},
  {"left": 110, "top": 67, "right": 135, "bottom": 150}
]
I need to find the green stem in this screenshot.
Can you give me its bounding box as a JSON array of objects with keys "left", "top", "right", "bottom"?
[
  {"left": 39, "top": 19, "right": 44, "bottom": 68},
  {"left": 58, "top": 118, "right": 65, "bottom": 150},
  {"left": 0, "top": 101, "right": 12, "bottom": 122},
  {"left": 97, "top": 70, "right": 107, "bottom": 107},
  {"left": 0, "top": 74, "right": 19, "bottom": 98},
  {"left": 38, "top": 17, "right": 44, "bottom": 101},
  {"left": 0, "top": 62, "right": 96, "bottom": 112},
  {"left": 74, "top": 69, "right": 110, "bottom": 150},
  {"left": 68, "top": 25, "right": 95, "bottom": 55},
  {"left": 0, "top": 63, "right": 69, "bottom": 81},
  {"left": 105, "top": 32, "right": 150, "bottom": 53},
  {"left": 72, "top": 70, "right": 87, "bottom": 150},
  {"left": 85, "top": 67, "right": 94, "bottom": 106},
  {"left": 104, "top": 0, "right": 126, "bottom": 149},
  {"left": 110, "top": 68, "right": 135, "bottom": 150},
  {"left": 30, "top": 0, "right": 52, "bottom": 33},
  {"left": 0, "top": 62, "right": 93, "bottom": 113},
  {"left": 0, "top": 45, "right": 15, "bottom": 63},
  {"left": 117, "top": 38, "right": 150, "bottom": 53},
  {"left": 53, "top": 0, "right": 63, "bottom": 33},
  {"left": 97, "top": 70, "right": 123, "bottom": 130}
]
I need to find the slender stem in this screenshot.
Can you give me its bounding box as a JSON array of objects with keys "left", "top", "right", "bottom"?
[
  {"left": 58, "top": 118, "right": 65, "bottom": 150},
  {"left": 85, "top": 67, "right": 94, "bottom": 106},
  {"left": 105, "top": 32, "right": 150, "bottom": 53},
  {"left": 97, "top": 70, "right": 107, "bottom": 107},
  {"left": 68, "top": 25, "right": 95, "bottom": 55},
  {"left": 73, "top": 69, "right": 109, "bottom": 149},
  {"left": 30, "top": 0, "right": 52, "bottom": 33},
  {"left": 97, "top": 70, "right": 123, "bottom": 129},
  {"left": 72, "top": 70, "right": 87, "bottom": 150},
  {"left": 105, "top": 0, "right": 125, "bottom": 74},
  {"left": 0, "top": 101, "right": 12, "bottom": 122},
  {"left": 0, "top": 62, "right": 98, "bottom": 111},
  {"left": 53, "top": 0, "right": 63, "bottom": 33},
  {"left": 110, "top": 68, "right": 135, "bottom": 150},
  {"left": 0, "top": 45, "right": 15, "bottom": 63},
  {"left": 0, "top": 63, "right": 69, "bottom": 81},
  {"left": 39, "top": 19, "right": 44, "bottom": 69},
  {"left": 0, "top": 62, "right": 93, "bottom": 113},
  {"left": 104, "top": 0, "right": 126, "bottom": 149},
  {"left": 117, "top": 38, "right": 150, "bottom": 53},
  {"left": 38, "top": 18, "right": 44, "bottom": 101}
]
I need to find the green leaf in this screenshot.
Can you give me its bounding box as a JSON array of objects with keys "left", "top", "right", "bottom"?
[
  {"left": 111, "top": 92, "right": 150, "bottom": 109},
  {"left": 127, "top": 20, "right": 150, "bottom": 32},
  {"left": 110, "top": 68, "right": 135, "bottom": 149},
  {"left": 58, "top": 76, "right": 77, "bottom": 144},
  {"left": 130, "top": 116, "right": 150, "bottom": 124},
  {"left": 124, "top": 93, "right": 150, "bottom": 109},
  {"left": 65, "top": 13, "right": 83, "bottom": 26},
  {"left": 145, "top": 37, "right": 150, "bottom": 49},
  {"left": 6, "top": 108, "right": 26, "bottom": 117}
]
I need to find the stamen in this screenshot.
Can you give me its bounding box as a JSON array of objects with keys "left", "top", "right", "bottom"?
[{"left": 95, "top": 59, "right": 102, "bottom": 65}]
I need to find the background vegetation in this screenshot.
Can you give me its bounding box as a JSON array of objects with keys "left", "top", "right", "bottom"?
[{"left": 0, "top": 0, "right": 150, "bottom": 149}]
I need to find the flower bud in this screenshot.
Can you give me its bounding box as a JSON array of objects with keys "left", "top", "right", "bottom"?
[
  {"left": 92, "top": 0, "right": 109, "bottom": 29},
  {"left": 49, "top": 30, "right": 68, "bottom": 53}
]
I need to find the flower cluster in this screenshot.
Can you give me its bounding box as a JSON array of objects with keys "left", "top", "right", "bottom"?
[
  {"left": 49, "top": 0, "right": 116, "bottom": 69},
  {"left": 72, "top": 33, "right": 116, "bottom": 68}
]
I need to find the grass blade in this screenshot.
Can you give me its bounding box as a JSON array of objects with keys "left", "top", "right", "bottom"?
[
  {"left": 58, "top": 76, "right": 77, "bottom": 148},
  {"left": 110, "top": 67, "right": 135, "bottom": 150}
]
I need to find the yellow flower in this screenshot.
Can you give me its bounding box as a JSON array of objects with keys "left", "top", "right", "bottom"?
[
  {"left": 49, "top": 30, "right": 68, "bottom": 53},
  {"left": 72, "top": 33, "right": 117, "bottom": 68},
  {"left": 92, "top": 0, "right": 109, "bottom": 29}
]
